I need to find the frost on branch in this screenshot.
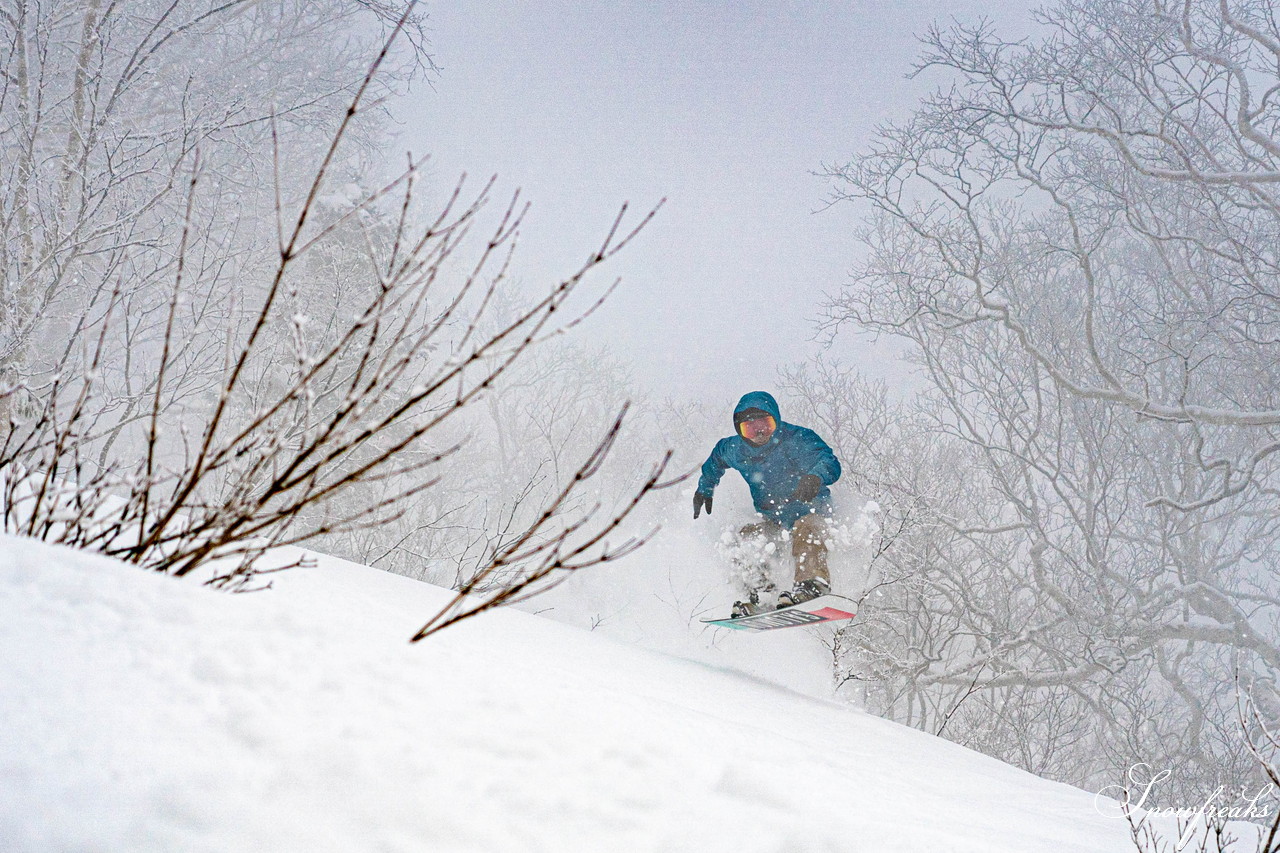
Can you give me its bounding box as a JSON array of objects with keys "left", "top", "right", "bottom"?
[{"left": 819, "top": 0, "right": 1280, "bottom": 803}]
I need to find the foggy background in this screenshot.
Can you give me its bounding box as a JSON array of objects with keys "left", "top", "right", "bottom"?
[
  {"left": 398, "top": 0, "right": 1037, "bottom": 401},
  {"left": 9, "top": 0, "right": 1279, "bottom": 827}
]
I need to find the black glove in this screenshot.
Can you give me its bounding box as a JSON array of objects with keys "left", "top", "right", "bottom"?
[
  {"left": 790, "top": 474, "right": 823, "bottom": 504},
  {"left": 693, "top": 491, "right": 713, "bottom": 519}
]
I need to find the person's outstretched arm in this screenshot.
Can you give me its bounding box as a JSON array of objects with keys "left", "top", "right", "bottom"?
[{"left": 694, "top": 439, "right": 732, "bottom": 518}]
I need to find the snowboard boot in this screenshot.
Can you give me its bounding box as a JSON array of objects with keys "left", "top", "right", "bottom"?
[
  {"left": 731, "top": 585, "right": 776, "bottom": 618},
  {"left": 776, "top": 577, "right": 831, "bottom": 609}
]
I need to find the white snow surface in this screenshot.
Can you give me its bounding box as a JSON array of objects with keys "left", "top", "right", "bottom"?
[{"left": 0, "top": 533, "right": 1138, "bottom": 853}]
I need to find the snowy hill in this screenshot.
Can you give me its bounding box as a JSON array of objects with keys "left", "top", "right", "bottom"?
[{"left": 0, "top": 534, "right": 1137, "bottom": 852}]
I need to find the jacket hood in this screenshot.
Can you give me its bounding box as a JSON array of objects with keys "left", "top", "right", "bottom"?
[{"left": 733, "top": 391, "right": 781, "bottom": 423}]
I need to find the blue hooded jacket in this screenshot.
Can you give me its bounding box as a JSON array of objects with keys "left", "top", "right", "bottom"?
[{"left": 697, "top": 391, "right": 841, "bottom": 529}]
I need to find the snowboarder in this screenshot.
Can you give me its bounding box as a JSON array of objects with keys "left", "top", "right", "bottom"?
[{"left": 693, "top": 391, "right": 842, "bottom": 618}]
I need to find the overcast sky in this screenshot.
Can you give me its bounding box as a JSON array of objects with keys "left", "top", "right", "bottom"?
[{"left": 398, "top": 0, "right": 1038, "bottom": 403}]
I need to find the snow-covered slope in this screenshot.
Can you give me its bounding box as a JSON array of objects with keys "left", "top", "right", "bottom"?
[{"left": 0, "top": 534, "right": 1135, "bottom": 852}]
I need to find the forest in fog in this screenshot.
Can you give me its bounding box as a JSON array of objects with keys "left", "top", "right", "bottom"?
[{"left": 6, "top": 1, "right": 1280, "bottom": 841}]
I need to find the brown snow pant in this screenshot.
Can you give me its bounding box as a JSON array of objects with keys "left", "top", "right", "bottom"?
[{"left": 738, "top": 514, "right": 829, "bottom": 586}]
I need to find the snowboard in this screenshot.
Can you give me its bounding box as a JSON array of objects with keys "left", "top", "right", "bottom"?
[{"left": 701, "top": 594, "right": 857, "bottom": 632}]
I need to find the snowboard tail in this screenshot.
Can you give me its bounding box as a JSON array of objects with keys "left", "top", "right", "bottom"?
[{"left": 702, "top": 594, "right": 856, "bottom": 632}]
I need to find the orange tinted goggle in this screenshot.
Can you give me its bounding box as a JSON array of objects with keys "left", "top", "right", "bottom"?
[{"left": 737, "top": 414, "right": 776, "bottom": 438}]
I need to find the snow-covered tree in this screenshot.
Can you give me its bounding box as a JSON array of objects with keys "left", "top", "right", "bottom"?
[
  {"left": 822, "top": 0, "right": 1280, "bottom": 799},
  {"left": 0, "top": 0, "right": 428, "bottom": 426}
]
